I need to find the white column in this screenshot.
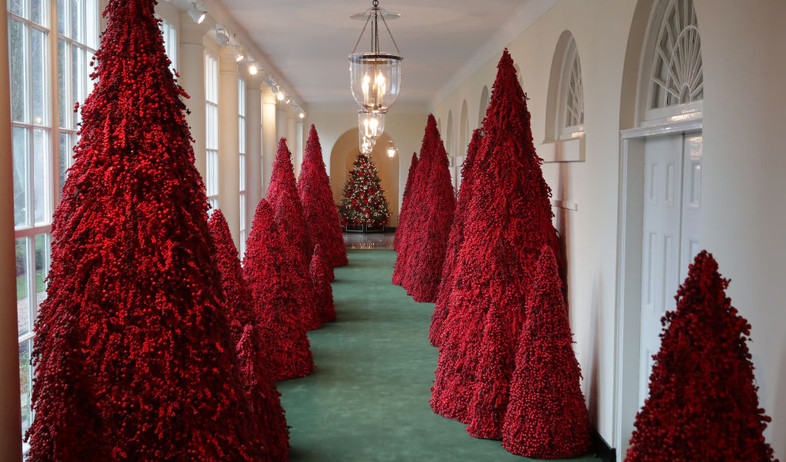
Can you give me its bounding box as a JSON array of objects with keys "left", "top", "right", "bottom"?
[
  {"left": 178, "top": 15, "right": 208, "bottom": 180},
  {"left": 246, "top": 81, "right": 262, "bottom": 220},
  {"left": 261, "top": 87, "right": 277, "bottom": 195},
  {"left": 218, "top": 47, "right": 240, "bottom": 248},
  {"left": 0, "top": 6, "right": 24, "bottom": 460}
]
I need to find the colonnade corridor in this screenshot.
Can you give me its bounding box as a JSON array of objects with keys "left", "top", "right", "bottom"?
[{"left": 277, "top": 249, "right": 600, "bottom": 462}]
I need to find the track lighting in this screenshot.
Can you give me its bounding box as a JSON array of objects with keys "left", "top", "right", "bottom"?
[
  {"left": 248, "top": 61, "right": 258, "bottom": 75},
  {"left": 277, "top": 91, "right": 285, "bottom": 102},
  {"left": 188, "top": 1, "right": 206, "bottom": 24},
  {"left": 215, "top": 24, "right": 230, "bottom": 46},
  {"left": 299, "top": 110, "right": 306, "bottom": 119},
  {"left": 234, "top": 45, "right": 245, "bottom": 62}
]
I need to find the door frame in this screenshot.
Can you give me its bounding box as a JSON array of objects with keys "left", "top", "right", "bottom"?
[{"left": 612, "top": 118, "right": 702, "bottom": 457}]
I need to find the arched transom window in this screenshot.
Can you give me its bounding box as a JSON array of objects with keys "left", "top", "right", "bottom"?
[{"left": 558, "top": 34, "right": 584, "bottom": 138}]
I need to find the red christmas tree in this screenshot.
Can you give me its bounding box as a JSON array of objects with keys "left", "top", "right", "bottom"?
[
  {"left": 430, "top": 129, "right": 483, "bottom": 347},
  {"left": 244, "top": 199, "right": 314, "bottom": 381},
  {"left": 393, "top": 152, "right": 419, "bottom": 254},
  {"left": 310, "top": 244, "right": 336, "bottom": 323},
  {"left": 502, "top": 246, "right": 591, "bottom": 457},
  {"left": 338, "top": 153, "right": 391, "bottom": 228},
  {"left": 268, "top": 138, "right": 321, "bottom": 331},
  {"left": 431, "top": 50, "right": 561, "bottom": 434},
  {"left": 27, "top": 1, "right": 264, "bottom": 459},
  {"left": 626, "top": 251, "right": 776, "bottom": 461},
  {"left": 208, "top": 210, "right": 289, "bottom": 461},
  {"left": 298, "top": 125, "right": 348, "bottom": 268},
  {"left": 403, "top": 115, "right": 456, "bottom": 302}
]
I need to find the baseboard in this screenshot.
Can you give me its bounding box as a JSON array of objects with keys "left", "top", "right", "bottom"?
[{"left": 592, "top": 431, "right": 616, "bottom": 462}]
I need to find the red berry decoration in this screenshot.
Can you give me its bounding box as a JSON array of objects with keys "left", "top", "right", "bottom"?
[
  {"left": 502, "top": 246, "right": 592, "bottom": 458},
  {"left": 208, "top": 210, "right": 289, "bottom": 461},
  {"left": 626, "top": 250, "right": 777, "bottom": 461},
  {"left": 297, "top": 125, "right": 348, "bottom": 269},
  {"left": 244, "top": 199, "right": 314, "bottom": 381},
  {"left": 310, "top": 244, "right": 336, "bottom": 323},
  {"left": 393, "top": 153, "right": 419, "bottom": 254},
  {"left": 27, "top": 1, "right": 264, "bottom": 459}
]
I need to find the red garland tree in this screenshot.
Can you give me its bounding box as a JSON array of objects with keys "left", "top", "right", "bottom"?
[
  {"left": 626, "top": 251, "right": 776, "bottom": 461},
  {"left": 502, "top": 246, "right": 591, "bottom": 458},
  {"left": 244, "top": 199, "right": 314, "bottom": 381},
  {"left": 208, "top": 210, "right": 290, "bottom": 461},
  {"left": 27, "top": 1, "right": 264, "bottom": 459},
  {"left": 430, "top": 129, "right": 482, "bottom": 347},
  {"left": 298, "top": 125, "right": 348, "bottom": 268},
  {"left": 403, "top": 115, "right": 456, "bottom": 302},
  {"left": 310, "top": 244, "right": 336, "bottom": 323},
  {"left": 393, "top": 152, "right": 419, "bottom": 254},
  {"left": 338, "top": 153, "right": 391, "bottom": 229},
  {"left": 431, "top": 50, "right": 562, "bottom": 436},
  {"left": 268, "top": 138, "right": 321, "bottom": 331}
]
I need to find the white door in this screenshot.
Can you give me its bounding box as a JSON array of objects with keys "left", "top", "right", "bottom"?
[{"left": 638, "top": 133, "right": 703, "bottom": 407}]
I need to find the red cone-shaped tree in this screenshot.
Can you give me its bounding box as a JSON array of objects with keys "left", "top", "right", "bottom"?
[
  {"left": 430, "top": 129, "right": 483, "bottom": 347},
  {"left": 626, "top": 251, "right": 776, "bottom": 461},
  {"left": 404, "top": 116, "right": 456, "bottom": 302},
  {"left": 208, "top": 210, "right": 290, "bottom": 461},
  {"left": 310, "top": 244, "right": 336, "bottom": 323},
  {"left": 502, "top": 246, "right": 592, "bottom": 457},
  {"left": 431, "top": 49, "right": 561, "bottom": 429},
  {"left": 268, "top": 138, "right": 321, "bottom": 331},
  {"left": 27, "top": 1, "right": 264, "bottom": 459},
  {"left": 244, "top": 199, "right": 314, "bottom": 381},
  {"left": 393, "top": 152, "right": 419, "bottom": 253},
  {"left": 298, "top": 125, "right": 347, "bottom": 268}
]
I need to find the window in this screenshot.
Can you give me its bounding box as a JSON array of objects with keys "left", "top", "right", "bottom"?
[
  {"left": 9, "top": 0, "right": 98, "bottom": 449},
  {"left": 557, "top": 34, "right": 584, "bottom": 139},
  {"left": 159, "top": 18, "right": 177, "bottom": 74},
  {"left": 238, "top": 78, "right": 246, "bottom": 255},
  {"left": 205, "top": 54, "right": 219, "bottom": 210}
]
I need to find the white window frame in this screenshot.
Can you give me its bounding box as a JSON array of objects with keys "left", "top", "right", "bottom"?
[
  {"left": 238, "top": 77, "right": 246, "bottom": 255},
  {"left": 205, "top": 53, "right": 219, "bottom": 210},
  {"left": 557, "top": 35, "right": 585, "bottom": 140}
]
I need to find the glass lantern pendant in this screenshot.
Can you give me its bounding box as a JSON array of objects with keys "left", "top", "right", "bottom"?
[
  {"left": 358, "top": 110, "right": 385, "bottom": 141},
  {"left": 349, "top": 0, "right": 402, "bottom": 113},
  {"left": 359, "top": 130, "right": 377, "bottom": 155}
]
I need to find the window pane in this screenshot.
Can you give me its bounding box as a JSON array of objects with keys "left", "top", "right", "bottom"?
[
  {"left": 34, "top": 234, "right": 49, "bottom": 313},
  {"left": 12, "top": 127, "right": 29, "bottom": 228},
  {"left": 16, "top": 238, "right": 30, "bottom": 336},
  {"left": 9, "top": 20, "right": 28, "bottom": 123},
  {"left": 57, "top": 0, "right": 67, "bottom": 35},
  {"left": 33, "top": 128, "right": 49, "bottom": 225},
  {"left": 31, "top": 28, "right": 47, "bottom": 125},
  {"left": 72, "top": 46, "right": 83, "bottom": 127},
  {"left": 59, "top": 132, "right": 72, "bottom": 189},
  {"left": 31, "top": 0, "right": 45, "bottom": 26},
  {"left": 85, "top": 0, "right": 98, "bottom": 49},
  {"left": 9, "top": 0, "right": 26, "bottom": 18},
  {"left": 58, "top": 39, "right": 68, "bottom": 128},
  {"left": 71, "top": 0, "right": 82, "bottom": 42},
  {"left": 19, "top": 339, "right": 33, "bottom": 438}
]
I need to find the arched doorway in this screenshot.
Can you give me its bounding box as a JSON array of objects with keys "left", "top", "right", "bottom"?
[{"left": 329, "top": 129, "right": 400, "bottom": 227}]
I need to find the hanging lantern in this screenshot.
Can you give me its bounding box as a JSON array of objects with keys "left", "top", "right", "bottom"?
[
  {"left": 349, "top": 0, "right": 402, "bottom": 113},
  {"left": 359, "top": 130, "right": 377, "bottom": 154},
  {"left": 358, "top": 110, "right": 385, "bottom": 141}
]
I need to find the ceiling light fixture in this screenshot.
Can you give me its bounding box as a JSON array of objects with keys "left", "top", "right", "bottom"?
[
  {"left": 215, "top": 24, "right": 230, "bottom": 47},
  {"left": 349, "top": 0, "right": 402, "bottom": 113},
  {"left": 359, "top": 110, "right": 385, "bottom": 141},
  {"left": 299, "top": 111, "right": 305, "bottom": 119},
  {"left": 235, "top": 45, "right": 245, "bottom": 62},
  {"left": 386, "top": 143, "right": 397, "bottom": 158},
  {"left": 277, "top": 92, "right": 285, "bottom": 102},
  {"left": 247, "top": 61, "right": 258, "bottom": 75},
  {"left": 188, "top": 1, "right": 207, "bottom": 24}
]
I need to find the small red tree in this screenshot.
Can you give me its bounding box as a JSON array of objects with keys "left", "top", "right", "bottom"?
[
  {"left": 626, "top": 251, "right": 776, "bottom": 461},
  {"left": 310, "top": 244, "right": 336, "bottom": 323},
  {"left": 244, "top": 199, "right": 314, "bottom": 381},
  {"left": 298, "top": 125, "right": 348, "bottom": 268},
  {"left": 208, "top": 210, "right": 289, "bottom": 461},
  {"left": 404, "top": 115, "right": 456, "bottom": 302},
  {"left": 268, "top": 138, "right": 321, "bottom": 331},
  {"left": 502, "top": 246, "right": 591, "bottom": 457},
  {"left": 393, "top": 152, "right": 419, "bottom": 253},
  {"left": 27, "top": 1, "right": 263, "bottom": 459}
]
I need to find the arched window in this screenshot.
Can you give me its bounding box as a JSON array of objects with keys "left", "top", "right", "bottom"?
[
  {"left": 478, "top": 85, "right": 489, "bottom": 127},
  {"left": 459, "top": 100, "right": 468, "bottom": 156},
  {"left": 556, "top": 33, "right": 584, "bottom": 139},
  {"left": 445, "top": 110, "right": 453, "bottom": 158}
]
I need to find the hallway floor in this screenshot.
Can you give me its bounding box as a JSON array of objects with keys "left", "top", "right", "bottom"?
[{"left": 277, "top": 250, "right": 601, "bottom": 462}]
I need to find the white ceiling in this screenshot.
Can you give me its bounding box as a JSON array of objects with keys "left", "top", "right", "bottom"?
[{"left": 210, "top": 0, "right": 539, "bottom": 109}]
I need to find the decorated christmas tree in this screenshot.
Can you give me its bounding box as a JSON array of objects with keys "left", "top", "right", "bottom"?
[
  {"left": 244, "top": 199, "right": 314, "bottom": 381},
  {"left": 338, "top": 153, "right": 390, "bottom": 229},
  {"left": 430, "top": 129, "right": 483, "bottom": 347},
  {"left": 298, "top": 125, "right": 348, "bottom": 268},
  {"left": 27, "top": 0, "right": 263, "bottom": 459},
  {"left": 208, "top": 210, "right": 289, "bottom": 461},
  {"left": 626, "top": 251, "right": 776, "bottom": 461},
  {"left": 393, "top": 152, "right": 419, "bottom": 253},
  {"left": 402, "top": 115, "right": 456, "bottom": 303},
  {"left": 431, "top": 49, "right": 561, "bottom": 435},
  {"left": 310, "top": 244, "right": 336, "bottom": 323},
  {"left": 502, "top": 246, "right": 591, "bottom": 458},
  {"left": 268, "top": 138, "right": 321, "bottom": 331}
]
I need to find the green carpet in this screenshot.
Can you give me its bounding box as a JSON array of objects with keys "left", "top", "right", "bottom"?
[{"left": 278, "top": 249, "right": 601, "bottom": 462}]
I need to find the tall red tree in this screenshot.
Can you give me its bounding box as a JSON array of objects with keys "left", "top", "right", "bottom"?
[
  {"left": 310, "top": 244, "right": 336, "bottom": 323},
  {"left": 27, "top": 1, "right": 264, "bottom": 459},
  {"left": 430, "top": 129, "right": 483, "bottom": 347},
  {"left": 208, "top": 210, "right": 289, "bottom": 461},
  {"left": 244, "top": 199, "right": 314, "bottom": 381},
  {"left": 268, "top": 138, "right": 321, "bottom": 330},
  {"left": 431, "top": 50, "right": 561, "bottom": 433},
  {"left": 404, "top": 116, "right": 456, "bottom": 302},
  {"left": 502, "top": 246, "right": 591, "bottom": 457},
  {"left": 298, "top": 125, "right": 347, "bottom": 268},
  {"left": 393, "top": 152, "right": 419, "bottom": 253},
  {"left": 626, "top": 251, "right": 776, "bottom": 461}
]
